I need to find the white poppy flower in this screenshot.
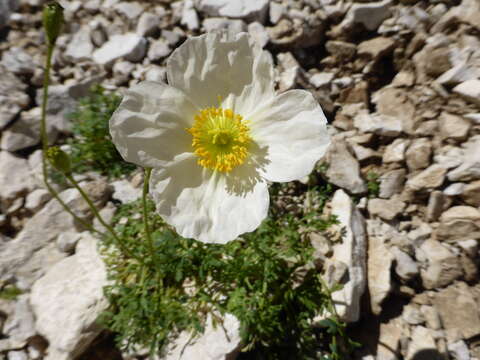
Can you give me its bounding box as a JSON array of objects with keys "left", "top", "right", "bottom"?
[{"left": 110, "top": 32, "right": 330, "bottom": 244}]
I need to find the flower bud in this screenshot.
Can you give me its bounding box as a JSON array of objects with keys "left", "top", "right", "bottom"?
[
  {"left": 43, "top": 2, "right": 64, "bottom": 45},
  {"left": 46, "top": 146, "right": 71, "bottom": 174}
]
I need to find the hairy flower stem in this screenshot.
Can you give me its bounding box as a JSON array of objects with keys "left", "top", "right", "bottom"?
[
  {"left": 142, "top": 168, "right": 154, "bottom": 258},
  {"left": 64, "top": 173, "right": 144, "bottom": 264},
  {"left": 39, "top": 43, "right": 100, "bottom": 235}
]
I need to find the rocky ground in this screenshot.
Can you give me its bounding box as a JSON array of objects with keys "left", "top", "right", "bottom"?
[{"left": 1, "top": 0, "right": 480, "bottom": 359}]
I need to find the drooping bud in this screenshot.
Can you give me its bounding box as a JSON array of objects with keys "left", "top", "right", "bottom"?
[
  {"left": 42, "top": 2, "right": 64, "bottom": 46},
  {"left": 46, "top": 146, "right": 71, "bottom": 174}
]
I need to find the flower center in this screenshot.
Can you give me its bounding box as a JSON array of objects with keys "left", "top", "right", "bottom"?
[{"left": 187, "top": 107, "right": 251, "bottom": 172}]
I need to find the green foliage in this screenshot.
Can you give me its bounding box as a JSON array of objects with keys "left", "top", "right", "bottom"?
[
  {"left": 366, "top": 171, "right": 380, "bottom": 198},
  {"left": 100, "top": 195, "right": 357, "bottom": 359},
  {"left": 67, "top": 85, "right": 136, "bottom": 178},
  {"left": 0, "top": 284, "right": 23, "bottom": 300}
]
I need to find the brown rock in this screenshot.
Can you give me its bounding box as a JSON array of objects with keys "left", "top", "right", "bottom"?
[
  {"left": 433, "top": 282, "right": 480, "bottom": 339},
  {"left": 368, "top": 197, "right": 406, "bottom": 221},
  {"left": 424, "top": 47, "right": 451, "bottom": 77},
  {"left": 439, "top": 112, "right": 471, "bottom": 142},
  {"left": 373, "top": 87, "right": 417, "bottom": 135},
  {"left": 426, "top": 191, "right": 445, "bottom": 222},
  {"left": 460, "top": 180, "right": 480, "bottom": 207},
  {"left": 379, "top": 169, "right": 406, "bottom": 199},
  {"left": 407, "top": 165, "right": 447, "bottom": 191},
  {"left": 405, "top": 138, "right": 432, "bottom": 171},
  {"left": 325, "top": 139, "right": 367, "bottom": 194},
  {"left": 419, "top": 239, "right": 462, "bottom": 289},
  {"left": 357, "top": 36, "right": 395, "bottom": 61},
  {"left": 460, "top": 254, "right": 478, "bottom": 282},
  {"left": 325, "top": 40, "right": 356, "bottom": 61},
  {"left": 436, "top": 206, "right": 480, "bottom": 243},
  {"left": 367, "top": 220, "right": 393, "bottom": 315}
]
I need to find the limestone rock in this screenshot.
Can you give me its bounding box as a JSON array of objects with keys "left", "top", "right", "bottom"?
[
  {"left": 368, "top": 197, "right": 406, "bottom": 221},
  {"left": 111, "top": 179, "right": 141, "bottom": 204},
  {"left": 421, "top": 305, "right": 441, "bottom": 330},
  {"left": 36, "top": 77, "right": 105, "bottom": 134},
  {"left": 113, "top": 1, "right": 144, "bottom": 20},
  {"left": 3, "top": 295, "right": 36, "bottom": 343},
  {"left": 203, "top": 18, "right": 246, "bottom": 33},
  {"left": 383, "top": 138, "right": 409, "bottom": 163},
  {"left": 448, "top": 137, "right": 480, "bottom": 181},
  {"left": 136, "top": 12, "right": 159, "bottom": 37},
  {"left": 435, "top": 145, "right": 464, "bottom": 170},
  {"left": 1, "top": 47, "right": 36, "bottom": 75},
  {"left": 453, "top": 79, "right": 480, "bottom": 106},
  {"left": 163, "top": 313, "right": 241, "bottom": 360},
  {"left": 65, "top": 26, "right": 94, "bottom": 62},
  {"left": 247, "top": 22, "right": 269, "bottom": 48},
  {"left": 367, "top": 219, "right": 393, "bottom": 315},
  {"left": 181, "top": 0, "right": 199, "bottom": 31},
  {"left": 405, "top": 138, "right": 432, "bottom": 171},
  {"left": 277, "top": 52, "right": 300, "bottom": 92},
  {"left": 0, "top": 183, "right": 107, "bottom": 289},
  {"left": 93, "top": 33, "right": 147, "bottom": 65},
  {"left": 0, "top": 151, "right": 33, "bottom": 208},
  {"left": 458, "top": 239, "right": 478, "bottom": 258},
  {"left": 268, "top": 17, "right": 325, "bottom": 48},
  {"left": 418, "top": 239, "right": 462, "bottom": 289},
  {"left": 432, "top": 0, "right": 480, "bottom": 32},
  {"left": 402, "top": 304, "right": 425, "bottom": 325},
  {"left": 24, "top": 189, "right": 51, "bottom": 212},
  {"left": 325, "top": 140, "right": 367, "bottom": 194},
  {"left": 1, "top": 107, "right": 57, "bottom": 152},
  {"left": 460, "top": 180, "right": 480, "bottom": 207},
  {"left": 406, "top": 165, "right": 447, "bottom": 192},
  {"left": 195, "top": 0, "right": 269, "bottom": 23},
  {"left": 147, "top": 39, "right": 171, "bottom": 61},
  {"left": 340, "top": 0, "right": 393, "bottom": 31},
  {"left": 432, "top": 282, "right": 480, "bottom": 339},
  {"left": 30, "top": 233, "right": 108, "bottom": 360},
  {"left": 436, "top": 206, "right": 480, "bottom": 243},
  {"left": 309, "top": 72, "right": 334, "bottom": 89},
  {"left": 448, "top": 341, "right": 470, "bottom": 360},
  {"left": 56, "top": 231, "right": 82, "bottom": 254},
  {"left": 372, "top": 87, "right": 416, "bottom": 135},
  {"left": 328, "top": 190, "right": 367, "bottom": 322},
  {"left": 357, "top": 37, "right": 395, "bottom": 61},
  {"left": 439, "top": 112, "right": 471, "bottom": 141},
  {"left": 0, "top": 0, "right": 18, "bottom": 29},
  {"left": 379, "top": 169, "right": 406, "bottom": 198},
  {"left": 269, "top": 2, "right": 285, "bottom": 24},
  {"left": 0, "top": 66, "right": 29, "bottom": 129},
  {"left": 325, "top": 40, "right": 357, "bottom": 61},
  {"left": 354, "top": 112, "right": 402, "bottom": 137},
  {"left": 405, "top": 326, "right": 438, "bottom": 360},
  {"left": 390, "top": 246, "right": 419, "bottom": 282},
  {"left": 377, "top": 317, "right": 405, "bottom": 360},
  {"left": 426, "top": 191, "right": 445, "bottom": 222}
]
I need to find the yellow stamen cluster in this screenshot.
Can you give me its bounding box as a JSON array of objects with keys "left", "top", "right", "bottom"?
[{"left": 187, "top": 106, "right": 251, "bottom": 172}]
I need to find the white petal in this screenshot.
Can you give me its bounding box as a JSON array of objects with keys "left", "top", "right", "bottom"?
[
  {"left": 249, "top": 90, "right": 330, "bottom": 182},
  {"left": 167, "top": 32, "right": 275, "bottom": 113},
  {"left": 109, "top": 81, "right": 198, "bottom": 168},
  {"left": 149, "top": 153, "right": 269, "bottom": 244}
]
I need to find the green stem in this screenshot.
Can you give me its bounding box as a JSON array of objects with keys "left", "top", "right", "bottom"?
[
  {"left": 142, "top": 168, "right": 155, "bottom": 257},
  {"left": 65, "top": 173, "right": 144, "bottom": 264},
  {"left": 39, "top": 44, "right": 101, "bottom": 235}
]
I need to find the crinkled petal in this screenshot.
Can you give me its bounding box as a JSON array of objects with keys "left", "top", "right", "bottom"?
[
  {"left": 149, "top": 152, "right": 269, "bottom": 244},
  {"left": 109, "top": 81, "right": 198, "bottom": 168},
  {"left": 167, "top": 32, "right": 275, "bottom": 113},
  {"left": 249, "top": 90, "right": 330, "bottom": 182}
]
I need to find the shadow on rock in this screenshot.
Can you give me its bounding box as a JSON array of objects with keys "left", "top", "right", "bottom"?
[{"left": 411, "top": 348, "right": 446, "bottom": 360}]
